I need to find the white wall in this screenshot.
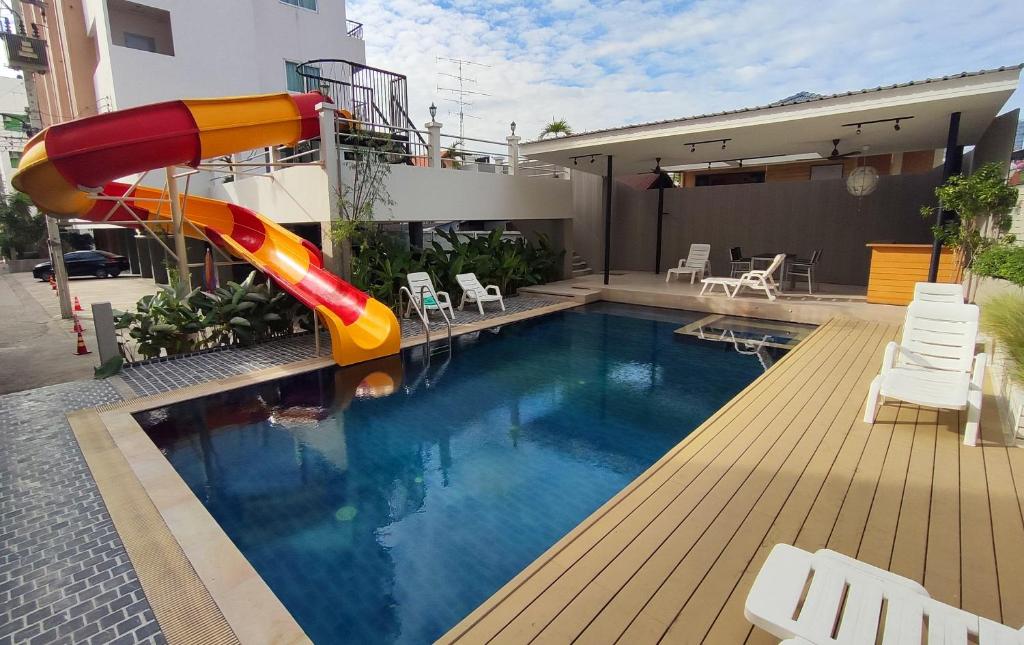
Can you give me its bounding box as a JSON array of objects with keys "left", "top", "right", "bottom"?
[
  {"left": 215, "top": 165, "right": 574, "bottom": 225},
  {"left": 84, "top": 0, "right": 365, "bottom": 110}
]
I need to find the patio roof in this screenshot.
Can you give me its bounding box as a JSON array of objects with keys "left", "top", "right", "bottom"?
[{"left": 522, "top": 65, "right": 1023, "bottom": 176}]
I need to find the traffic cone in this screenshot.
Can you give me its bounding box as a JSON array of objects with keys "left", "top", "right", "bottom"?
[
  {"left": 72, "top": 314, "right": 83, "bottom": 334},
  {"left": 73, "top": 330, "right": 91, "bottom": 355},
  {"left": 73, "top": 296, "right": 83, "bottom": 312},
  {"left": 49, "top": 275, "right": 56, "bottom": 290}
]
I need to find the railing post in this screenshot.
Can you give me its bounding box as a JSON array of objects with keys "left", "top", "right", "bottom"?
[
  {"left": 318, "top": 102, "right": 344, "bottom": 276},
  {"left": 426, "top": 119, "right": 442, "bottom": 168},
  {"left": 506, "top": 134, "right": 521, "bottom": 176}
]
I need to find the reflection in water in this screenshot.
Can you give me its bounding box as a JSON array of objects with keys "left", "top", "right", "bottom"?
[{"left": 138, "top": 306, "right": 777, "bottom": 644}]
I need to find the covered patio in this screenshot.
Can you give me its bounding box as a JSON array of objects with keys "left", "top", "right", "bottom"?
[{"left": 525, "top": 66, "right": 1022, "bottom": 300}]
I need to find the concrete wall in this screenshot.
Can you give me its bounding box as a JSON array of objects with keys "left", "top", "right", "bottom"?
[
  {"left": 217, "top": 164, "right": 574, "bottom": 225},
  {"left": 573, "top": 169, "right": 942, "bottom": 285},
  {"left": 971, "top": 109, "right": 1020, "bottom": 172}
]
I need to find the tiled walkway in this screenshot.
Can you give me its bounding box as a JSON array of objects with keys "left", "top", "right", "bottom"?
[
  {"left": 119, "top": 294, "right": 565, "bottom": 397},
  {"left": 0, "top": 380, "right": 163, "bottom": 645}
]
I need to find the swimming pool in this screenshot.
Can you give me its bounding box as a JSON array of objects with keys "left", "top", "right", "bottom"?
[{"left": 136, "top": 304, "right": 785, "bottom": 643}]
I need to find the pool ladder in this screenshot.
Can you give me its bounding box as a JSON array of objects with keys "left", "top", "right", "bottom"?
[{"left": 397, "top": 285, "right": 453, "bottom": 361}]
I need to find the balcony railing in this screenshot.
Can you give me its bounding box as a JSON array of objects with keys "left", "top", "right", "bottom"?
[{"left": 346, "top": 19, "right": 363, "bottom": 39}]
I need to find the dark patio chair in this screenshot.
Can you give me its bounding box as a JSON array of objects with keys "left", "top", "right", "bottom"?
[
  {"left": 729, "top": 247, "right": 751, "bottom": 277},
  {"left": 788, "top": 249, "right": 823, "bottom": 294}
]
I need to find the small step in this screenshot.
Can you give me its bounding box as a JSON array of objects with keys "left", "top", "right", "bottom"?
[{"left": 572, "top": 268, "right": 593, "bottom": 277}]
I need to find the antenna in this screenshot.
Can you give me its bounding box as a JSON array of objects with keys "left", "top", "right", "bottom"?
[{"left": 435, "top": 56, "right": 491, "bottom": 142}]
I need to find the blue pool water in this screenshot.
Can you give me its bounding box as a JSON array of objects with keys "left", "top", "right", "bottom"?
[{"left": 137, "top": 304, "right": 778, "bottom": 643}]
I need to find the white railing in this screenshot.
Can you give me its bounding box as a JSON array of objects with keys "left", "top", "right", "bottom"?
[{"left": 202, "top": 109, "right": 569, "bottom": 183}]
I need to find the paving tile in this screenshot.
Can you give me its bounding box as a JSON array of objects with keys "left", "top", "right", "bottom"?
[{"left": 0, "top": 381, "right": 163, "bottom": 643}]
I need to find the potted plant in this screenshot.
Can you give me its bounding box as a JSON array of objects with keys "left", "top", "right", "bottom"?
[{"left": 921, "top": 161, "right": 1018, "bottom": 301}]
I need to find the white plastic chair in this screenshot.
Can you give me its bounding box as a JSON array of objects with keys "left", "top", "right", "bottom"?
[
  {"left": 913, "top": 281, "right": 965, "bottom": 304},
  {"left": 863, "top": 301, "right": 986, "bottom": 445},
  {"left": 405, "top": 272, "right": 455, "bottom": 322},
  {"left": 746, "top": 544, "right": 1023, "bottom": 644},
  {"left": 455, "top": 273, "right": 505, "bottom": 315},
  {"left": 700, "top": 253, "right": 785, "bottom": 301},
  {"left": 666, "top": 243, "right": 711, "bottom": 283}
]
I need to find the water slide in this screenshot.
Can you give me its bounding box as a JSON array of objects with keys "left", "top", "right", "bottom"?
[{"left": 11, "top": 91, "right": 401, "bottom": 367}]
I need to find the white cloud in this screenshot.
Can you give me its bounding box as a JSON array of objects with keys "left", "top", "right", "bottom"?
[{"left": 347, "top": 0, "right": 1024, "bottom": 142}]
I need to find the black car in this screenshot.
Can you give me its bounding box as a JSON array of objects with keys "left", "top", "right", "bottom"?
[{"left": 33, "top": 250, "right": 131, "bottom": 280}]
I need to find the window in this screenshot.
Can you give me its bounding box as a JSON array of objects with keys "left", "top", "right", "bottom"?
[
  {"left": 8, "top": 151, "right": 21, "bottom": 168},
  {"left": 285, "top": 61, "right": 319, "bottom": 93},
  {"left": 123, "top": 32, "right": 156, "bottom": 52},
  {"left": 107, "top": 0, "right": 175, "bottom": 56},
  {"left": 281, "top": 0, "right": 317, "bottom": 10},
  {"left": 2, "top": 114, "right": 23, "bottom": 131}
]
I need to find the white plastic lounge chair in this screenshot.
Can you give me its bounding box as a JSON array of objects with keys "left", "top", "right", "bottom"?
[
  {"left": 746, "top": 543, "right": 1023, "bottom": 644},
  {"left": 913, "top": 281, "right": 965, "bottom": 303},
  {"left": 666, "top": 243, "right": 711, "bottom": 283},
  {"left": 863, "top": 301, "right": 986, "bottom": 446},
  {"left": 700, "top": 253, "right": 785, "bottom": 301},
  {"left": 455, "top": 273, "right": 505, "bottom": 315},
  {"left": 405, "top": 272, "right": 455, "bottom": 322}
]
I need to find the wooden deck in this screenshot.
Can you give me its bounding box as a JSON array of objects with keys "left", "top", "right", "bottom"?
[{"left": 440, "top": 318, "right": 1024, "bottom": 644}]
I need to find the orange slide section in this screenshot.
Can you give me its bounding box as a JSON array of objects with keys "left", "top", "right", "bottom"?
[{"left": 12, "top": 92, "right": 401, "bottom": 367}]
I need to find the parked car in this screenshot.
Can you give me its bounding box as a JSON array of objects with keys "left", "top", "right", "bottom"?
[{"left": 33, "top": 250, "right": 130, "bottom": 280}]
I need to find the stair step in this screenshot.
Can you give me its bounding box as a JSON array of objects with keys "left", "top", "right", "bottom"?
[{"left": 572, "top": 268, "right": 593, "bottom": 277}]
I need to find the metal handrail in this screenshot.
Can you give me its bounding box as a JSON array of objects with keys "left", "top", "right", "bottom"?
[{"left": 346, "top": 19, "right": 363, "bottom": 39}]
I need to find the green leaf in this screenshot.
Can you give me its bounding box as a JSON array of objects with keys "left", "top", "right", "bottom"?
[
  {"left": 229, "top": 316, "right": 251, "bottom": 328},
  {"left": 93, "top": 356, "right": 124, "bottom": 379}
]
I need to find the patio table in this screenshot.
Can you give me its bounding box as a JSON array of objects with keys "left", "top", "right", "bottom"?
[{"left": 751, "top": 253, "right": 798, "bottom": 291}]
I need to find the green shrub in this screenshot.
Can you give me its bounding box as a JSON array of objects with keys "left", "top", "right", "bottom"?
[
  {"left": 350, "top": 225, "right": 564, "bottom": 305},
  {"left": 972, "top": 245, "right": 1024, "bottom": 287},
  {"left": 114, "top": 272, "right": 310, "bottom": 361},
  {"left": 981, "top": 293, "right": 1024, "bottom": 384}
]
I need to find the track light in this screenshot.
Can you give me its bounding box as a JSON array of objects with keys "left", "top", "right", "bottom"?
[
  {"left": 590, "top": 155, "right": 595, "bottom": 164},
  {"left": 721, "top": 141, "right": 726, "bottom": 150},
  {"left": 894, "top": 119, "right": 901, "bottom": 131},
  {"left": 856, "top": 124, "right": 862, "bottom": 135},
  {"left": 573, "top": 158, "right": 577, "bottom": 166},
  {"left": 690, "top": 144, "right": 696, "bottom": 153}
]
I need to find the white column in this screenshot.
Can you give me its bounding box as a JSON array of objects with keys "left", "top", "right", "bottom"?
[
  {"left": 506, "top": 135, "right": 521, "bottom": 176},
  {"left": 165, "top": 167, "right": 191, "bottom": 289},
  {"left": 426, "top": 120, "right": 442, "bottom": 168},
  {"left": 318, "top": 102, "right": 345, "bottom": 276}
]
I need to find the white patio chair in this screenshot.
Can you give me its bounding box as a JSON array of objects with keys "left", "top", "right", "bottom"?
[
  {"left": 913, "top": 281, "right": 965, "bottom": 304},
  {"left": 455, "top": 273, "right": 505, "bottom": 315},
  {"left": 405, "top": 272, "right": 455, "bottom": 322},
  {"left": 746, "top": 543, "right": 1022, "bottom": 644},
  {"left": 666, "top": 243, "right": 711, "bottom": 284},
  {"left": 863, "top": 301, "right": 986, "bottom": 446},
  {"left": 700, "top": 253, "right": 785, "bottom": 301}
]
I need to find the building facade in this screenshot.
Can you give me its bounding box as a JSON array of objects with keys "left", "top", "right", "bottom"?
[
  {"left": 19, "top": 0, "right": 365, "bottom": 126},
  {"left": 0, "top": 75, "right": 29, "bottom": 193}
]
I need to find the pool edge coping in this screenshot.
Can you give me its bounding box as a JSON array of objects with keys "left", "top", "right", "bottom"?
[{"left": 67, "top": 298, "right": 581, "bottom": 644}]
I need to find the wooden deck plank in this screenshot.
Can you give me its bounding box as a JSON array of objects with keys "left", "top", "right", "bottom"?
[
  {"left": 980, "top": 392, "right": 1024, "bottom": 628},
  {"left": 958, "top": 407, "right": 1001, "bottom": 621},
  {"left": 888, "top": 406, "right": 938, "bottom": 584},
  {"left": 676, "top": 322, "right": 892, "bottom": 645},
  {"left": 488, "top": 322, "right": 862, "bottom": 642},
  {"left": 440, "top": 318, "right": 1020, "bottom": 644},
  {"left": 445, "top": 321, "right": 846, "bottom": 643},
  {"left": 646, "top": 323, "right": 889, "bottom": 644},
  {"left": 924, "top": 407, "right": 962, "bottom": 608},
  {"left": 600, "top": 322, "right": 877, "bottom": 640}
]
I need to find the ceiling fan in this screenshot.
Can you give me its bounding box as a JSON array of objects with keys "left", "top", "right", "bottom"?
[
  {"left": 637, "top": 157, "right": 668, "bottom": 174},
  {"left": 827, "top": 139, "right": 862, "bottom": 160}
]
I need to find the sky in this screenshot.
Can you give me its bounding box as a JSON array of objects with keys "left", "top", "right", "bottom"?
[{"left": 348, "top": 0, "right": 1024, "bottom": 142}]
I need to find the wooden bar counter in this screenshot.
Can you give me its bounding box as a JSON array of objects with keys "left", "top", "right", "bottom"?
[{"left": 865, "top": 243, "right": 961, "bottom": 305}]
